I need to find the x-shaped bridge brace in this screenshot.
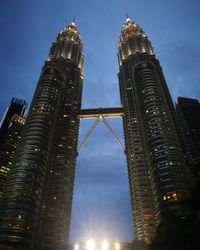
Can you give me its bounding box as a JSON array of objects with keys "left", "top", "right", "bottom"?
[{"left": 78, "top": 107, "right": 125, "bottom": 153}]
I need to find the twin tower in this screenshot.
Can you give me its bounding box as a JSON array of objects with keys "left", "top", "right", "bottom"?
[{"left": 0, "top": 19, "right": 191, "bottom": 250}]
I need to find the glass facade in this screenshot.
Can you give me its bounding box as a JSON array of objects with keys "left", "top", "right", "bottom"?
[
  {"left": 0, "top": 98, "right": 26, "bottom": 150},
  {"left": 118, "top": 18, "right": 191, "bottom": 245},
  {"left": 0, "top": 115, "right": 25, "bottom": 198},
  {"left": 0, "top": 22, "right": 83, "bottom": 250}
]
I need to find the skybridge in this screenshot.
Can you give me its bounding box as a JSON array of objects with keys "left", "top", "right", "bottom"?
[{"left": 78, "top": 107, "right": 124, "bottom": 119}]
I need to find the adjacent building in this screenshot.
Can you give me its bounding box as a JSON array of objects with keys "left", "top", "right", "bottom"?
[
  {"left": 0, "top": 98, "right": 27, "bottom": 198},
  {"left": 176, "top": 97, "right": 200, "bottom": 180},
  {"left": 118, "top": 18, "right": 191, "bottom": 245},
  {"left": 176, "top": 97, "right": 200, "bottom": 159},
  {"left": 0, "top": 21, "right": 83, "bottom": 250},
  {"left": 0, "top": 114, "right": 26, "bottom": 197},
  {"left": 0, "top": 98, "right": 26, "bottom": 150}
]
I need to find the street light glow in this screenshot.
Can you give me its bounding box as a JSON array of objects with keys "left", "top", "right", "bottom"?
[
  {"left": 86, "top": 239, "right": 95, "bottom": 250},
  {"left": 115, "top": 242, "right": 120, "bottom": 250},
  {"left": 74, "top": 244, "right": 79, "bottom": 250},
  {"left": 102, "top": 240, "right": 109, "bottom": 250}
]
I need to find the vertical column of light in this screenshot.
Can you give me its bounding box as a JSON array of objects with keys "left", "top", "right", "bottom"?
[
  {"left": 0, "top": 40, "right": 65, "bottom": 248},
  {"left": 118, "top": 19, "right": 157, "bottom": 244},
  {"left": 39, "top": 21, "right": 84, "bottom": 250}
]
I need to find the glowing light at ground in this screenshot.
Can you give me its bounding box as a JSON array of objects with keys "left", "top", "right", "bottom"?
[
  {"left": 115, "top": 242, "right": 120, "bottom": 250},
  {"left": 86, "top": 239, "right": 95, "bottom": 250},
  {"left": 101, "top": 240, "right": 109, "bottom": 250},
  {"left": 74, "top": 244, "right": 80, "bottom": 250}
]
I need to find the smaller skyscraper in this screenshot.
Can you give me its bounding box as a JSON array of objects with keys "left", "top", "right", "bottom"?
[
  {"left": 0, "top": 98, "right": 27, "bottom": 150},
  {"left": 0, "top": 114, "right": 26, "bottom": 197},
  {"left": 0, "top": 98, "right": 27, "bottom": 197},
  {"left": 176, "top": 97, "right": 200, "bottom": 182},
  {"left": 176, "top": 97, "right": 200, "bottom": 160}
]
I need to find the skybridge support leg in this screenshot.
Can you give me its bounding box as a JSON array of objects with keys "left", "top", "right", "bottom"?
[
  {"left": 78, "top": 115, "right": 125, "bottom": 154},
  {"left": 78, "top": 117, "right": 100, "bottom": 153},
  {"left": 102, "top": 117, "right": 125, "bottom": 152}
]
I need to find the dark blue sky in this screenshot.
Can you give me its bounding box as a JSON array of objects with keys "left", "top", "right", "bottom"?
[{"left": 0, "top": 0, "right": 200, "bottom": 244}]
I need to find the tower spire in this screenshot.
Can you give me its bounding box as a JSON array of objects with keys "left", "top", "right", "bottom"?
[
  {"left": 73, "top": 16, "right": 76, "bottom": 23},
  {"left": 125, "top": 12, "right": 131, "bottom": 23}
]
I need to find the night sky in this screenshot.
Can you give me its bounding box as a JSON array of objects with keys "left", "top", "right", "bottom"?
[{"left": 0, "top": 0, "right": 200, "bottom": 244}]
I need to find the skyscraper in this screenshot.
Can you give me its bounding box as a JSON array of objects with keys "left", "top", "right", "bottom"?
[
  {"left": 176, "top": 97, "right": 200, "bottom": 205},
  {"left": 176, "top": 97, "right": 200, "bottom": 163},
  {"left": 0, "top": 17, "right": 193, "bottom": 250},
  {"left": 0, "top": 98, "right": 26, "bottom": 150},
  {"left": 0, "top": 21, "right": 83, "bottom": 250},
  {"left": 118, "top": 18, "right": 191, "bottom": 245},
  {"left": 0, "top": 114, "right": 26, "bottom": 198}
]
